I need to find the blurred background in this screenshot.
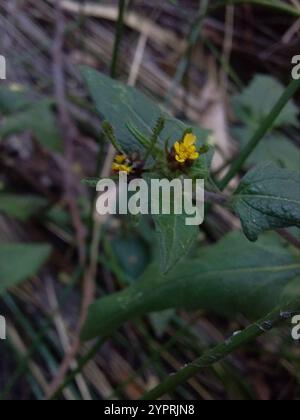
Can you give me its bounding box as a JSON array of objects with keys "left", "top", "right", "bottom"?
[{"left": 0, "top": 0, "right": 300, "bottom": 400}]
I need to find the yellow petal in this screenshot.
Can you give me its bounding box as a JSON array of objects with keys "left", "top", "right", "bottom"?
[
  {"left": 175, "top": 155, "right": 185, "bottom": 163},
  {"left": 187, "top": 145, "right": 197, "bottom": 154},
  {"left": 121, "top": 165, "right": 132, "bottom": 174},
  {"left": 112, "top": 163, "right": 120, "bottom": 171},
  {"left": 115, "top": 154, "right": 126, "bottom": 164},
  {"left": 189, "top": 152, "right": 199, "bottom": 160},
  {"left": 174, "top": 142, "right": 181, "bottom": 154},
  {"left": 183, "top": 133, "right": 196, "bottom": 147}
]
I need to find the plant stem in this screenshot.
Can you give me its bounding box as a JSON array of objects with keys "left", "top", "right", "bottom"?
[
  {"left": 219, "top": 77, "right": 300, "bottom": 190},
  {"left": 140, "top": 303, "right": 300, "bottom": 400},
  {"left": 110, "top": 0, "right": 127, "bottom": 78}
]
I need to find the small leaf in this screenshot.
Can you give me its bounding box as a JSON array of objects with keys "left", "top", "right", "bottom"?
[
  {"left": 231, "top": 162, "right": 300, "bottom": 241},
  {"left": 233, "top": 75, "right": 299, "bottom": 128},
  {"left": 0, "top": 194, "right": 48, "bottom": 221},
  {"left": 81, "top": 232, "right": 300, "bottom": 340},
  {"left": 0, "top": 243, "right": 51, "bottom": 295},
  {"left": 0, "top": 100, "right": 62, "bottom": 152},
  {"left": 0, "top": 86, "right": 31, "bottom": 115}
]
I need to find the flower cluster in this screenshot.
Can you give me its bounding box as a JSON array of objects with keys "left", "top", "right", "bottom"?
[{"left": 111, "top": 123, "right": 208, "bottom": 176}]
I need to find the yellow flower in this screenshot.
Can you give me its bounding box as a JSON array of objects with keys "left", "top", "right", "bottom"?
[
  {"left": 114, "top": 154, "right": 127, "bottom": 164},
  {"left": 112, "top": 163, "right": 133, "bottom": 174},
  {"left": 112, "top": 155, "right": 132, "bottom": 174},
  {"left": 174, "top": 133, "right": 199, "bottom": 164}
]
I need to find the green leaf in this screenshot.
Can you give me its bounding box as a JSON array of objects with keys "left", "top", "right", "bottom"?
[
  {"left": 233, "top": 127, "right": 300, "bottom": 172},
  {"left": 80, "top": 67, "right": 211, "bottom": 174},
  {"left": 0, "top": 86, "right": 31, "bottom": 115},
  {"left": 231, "top": 162, "right": 300, "bottom": 241},
  {"left": 153, "top": 213, "right": 198, "bottom": 274},
  {"left": 233, "top": 74, "right": 299, "bottom": 128},
  {"left": 0, "top": 194, "right": 48, "bottom": 221},
  {"left": 0, "top": 243, "right": 51, "bottom": 295},
  {"left": 112, "top": 234, "right": 151, "bottom": 282},
  {"left": 81, "top": 232, "right": 300, "bottom": 340},
  {"left": 0, "top": 100, "right": 62, "bottom": 152},
  {"left": 142, "top": 174, "right": 200, "bottom": 274}
]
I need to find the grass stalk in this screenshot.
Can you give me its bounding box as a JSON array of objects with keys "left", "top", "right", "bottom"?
[
  {"left": 219, "top": 77, "right": 300, "bottom": 190},
  {"left": 110, "top": 0, "right": 127, "bottom": 78}
]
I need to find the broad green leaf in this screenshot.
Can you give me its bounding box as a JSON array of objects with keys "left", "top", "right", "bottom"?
[
  {"left": 0, "top": 100, "right": 62, "bottom": 152},
  {"left": 233, "top": 127, "right": 300, "bottom": 172},
  {"left": 0, "top": 194, "right": 48, "bottom": 221},
  {"left": 80, "top": 67, "right": 211, "bottom": 175},
  {"left": 0, "top": 243, "right": 51, "bottom": 295},
  {"left": 231, "top": 162, "right": 300, "bottom": 241},
  {"left": 0, "top": 86, "right": 31, "bottom": 115},
  {"left": 233, "top": 75, "right": 299, "bottom": 128},
  {"left": 81, "top": 232, "right": 300, "bottom": 340}
]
